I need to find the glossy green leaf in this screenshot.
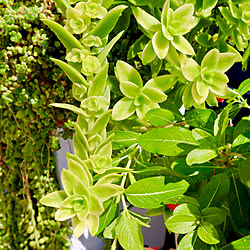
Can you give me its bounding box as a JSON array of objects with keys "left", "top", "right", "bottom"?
[
  {"left": 116, "top": 213, "right": 144, "bottom": 250},
  {"left": 142, "top": 40, "right": 157, "bottom": 64},
  {"left": 181, "top": 57, "right": 200, "bottom": 81},
  {"left": 41, "top": 19, "right": 84, "bottom": 51},
  {"left": 201, "top": 207, "right": 226, "bottom": 226},
  {"left": 221, "top": 235, "right": 250, "bottom": 250},
  {"left": 146, "top": 108, "right": 175, "bottom": 127},
  {"left": 201, "top": 49, "right": 219, "bottom": 70},
  {"left": 200, "top": 173, "right": 230, "bottom": 209},
  {"left": 131, "top": 6, "right": 161, "bottom": 32},
  {"left": 217, "top": 53, "right": 237, "bottom": 72},
  {"left": 120, "top": 81, "right": 140, "bottom": 98},
  {"left": 40, "top": 191, "right": 67, "bottom": 208},
  {"left": 186, "top": 148, "right": 218, "bottom": 165},
  {"left": 98, "top": 31, "right": 124, "bottom": 65},
  {"left": 137, "top": 127, "right": 198, "bottom": 156},
  {"left": 112, "top": 97, "right": 136, "bottom": 120},
  {"left": 198, "top": 221, "right": 220, "bottom": 245},
  {"left": 232, "top": 131, "right": 250, "bottom": 153},
  {"left": 92, "top": 110, "right": 111, "bottom": 135},
  {"left": 127, "top": 35, "right": 148, "bottom": 60},
  {"left": 111, "top": 131, "right": 139, "bottom": 150},
  {"left": 238, "top": 78, "right": 250, "bottom": 96},
  {"left": 164, "top": 195, "right": 200, "bottom": 207},
  {"left": 228, "top": 174, "right": 250, "bottom": 236},
  {"left": 129, "top": 211, "right": 150, "bottom": 228},
  {"left": 196, "top": 33, "right": 214, "bottom": 47},
  {"left": 125, "top": 177, "right": 189, "bottom": 209},
  {"left": 90, "top": 5, "right": 127, "bottom": 39},
  {"left": 152, "top": 30, "right": 169, "bottom": 59},
  {"left": 233, "top": 117, "right": 250, "bottom": 139},
  {"left": 50, "top": 103, "right": 87, "bottom": 117},
  {"left": 89, "top": 184, "right": 124, "bottom": 202},
  {"left": 142, "top": 87, "right": 167, "bottom": 103}
]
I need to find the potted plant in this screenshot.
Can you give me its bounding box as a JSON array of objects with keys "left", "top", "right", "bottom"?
[{"left": 40, "top": 0, "right": 250, "bottom": 249}]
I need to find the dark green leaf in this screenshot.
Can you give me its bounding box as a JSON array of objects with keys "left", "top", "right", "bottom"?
[{"left": 201, "top": 207, "right": 226, "bottom": 226}]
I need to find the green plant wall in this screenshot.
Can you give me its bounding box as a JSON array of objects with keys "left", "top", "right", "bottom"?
[{"left": 0, "top": 0, "right": 76, "bottom": 248}]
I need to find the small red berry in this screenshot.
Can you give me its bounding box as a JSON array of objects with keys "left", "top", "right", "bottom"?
[
  {"left": 167, "top": 204, "right": 179, "bottom": 211},
  {"left": 216, "top": 97, "right": 224, "bottom": 103}
]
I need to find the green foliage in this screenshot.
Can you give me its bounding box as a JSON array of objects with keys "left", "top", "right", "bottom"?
[{"left": 37, "top": 0, "right": 250, "bottom": 249}]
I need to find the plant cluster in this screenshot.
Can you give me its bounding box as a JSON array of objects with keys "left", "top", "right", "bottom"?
[
  {"left": 0, "top": 0, "right": 78, "bottom": 248},
  {"left": 40, "top": 0, "right": 250, "bottom": 249}
]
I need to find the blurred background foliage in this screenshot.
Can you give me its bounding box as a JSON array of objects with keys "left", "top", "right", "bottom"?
[{"left": 0, "top": 0, "right": 78, "bottom": 248}]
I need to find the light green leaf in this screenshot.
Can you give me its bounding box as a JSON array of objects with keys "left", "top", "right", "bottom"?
[
  {"left": 232, "top": 131, "right": 250, "bottom": 153},
  {"left": 146, "top": 108, "right": 175, "bottom": 127},
  {"left": 92, "top": 110, "right": 112, "bottom": 135},
  {"left": 203, "top": 71, "right": 228, "bottom": 85},
  {"left": 173, "top": 203, "right": 200, "bottom": 217},
  {"left": 55, "top": 207, "right": 76, "bottom": 221},
  {"left": 142, "top": 40, "right": 157, "bottom": 64},
  {"left": 96, "top": 173, "right": 122, "bottom": 185},
  {"left": 186, "top": 148, "right": 218, "bottom": 165},
  {"left": 181, "top": 57, "right": 200, "bottom": 81},
  {"left": 152, "top": 30, "right": 170, "bottom": 59},
  {"left": 238, "top": 78, "right": 250, "bottom": 96},
  {"left": 200, "top": 173, "right": 230, "bottom": 209},
  {"left": 201, "top": 49, "right": 219, "bottom": 70},
  {"left": 90, "top": 5, "right": 127, "bottom": 39},
  {"left": 40, "top": 191, "right": 67, "bottom": 208},
  {"left": 54, "top": 0, "right": 70, "bottom": 16},
  {"left": 125, "top": 177, "right": 189, "bottom": 209},
  {"left": 172, "top": 35, "right": 195, "bottom": 55},
  {"left": 73, "top": 182, "right": 89, "bottom": 197},
  {"left": 164, "top": 195, "right": 200, "bottom": 207},
  {"left": 61, "top": 169, "right": 82, "bottom": 196},
  {"left": 88, "top": 64, "right": 108, "bottom": 97},
  {"left": 98, "top": 31, "right": 124, "bottom": 65},
  {"left": 197, "top": 221, "right": 220, "bottom": 245},
  {"left": 88, "top": 214, "right": 99, "bottom": 236},
  {"left": 72, "top": 216, "right": 88, "bottom": 238},
  {"left": 137, "top": 127, "right": 198, "bottom": 156},
  {"left": 120, "top": 81, "right": 140, "bottom": 98},
  {"left": 192, "top": 128, "right": 216, "bottom": 147},
  {"left": 221, "top": 235, "right": 250, "bottom": 250},
  {"left": 62, "top": 194, "right": 85, "bottom": 208},
  {"left": 116, "top": 213, "right": 144, "bottom": 250},
  {"left": 131, "top": 6, "right": 161, "bottom": 32},
  {"left": 129, "top": 211, "right": 150, "bottom": 228},
  {"left": 103, "top": 216, "right": 121, "bottom": 239},
  {"left": 116, "top": 60, "right": 142, "bottom": 87},
  {"left": 41, "top": 19, "right": 84, "bottom": 51},
  {"left": 112, "top": 97, "right": 136, "bottom": 120},
  {"left": 201, "top": 207, "right": 226, "bottom": 226},
  {"left": 142, "top": 87, "right": 167, "bottom": 103},
  {"left": 89, "top": 184, "right": 124, "bottom": 202},
  {"left": 89, "top": 194, "right": 104, "bottom": 215},
  {"left": 73, "top": 134, "right": 88, "bottom": 161},
  {"left": 50, "top": 103, "right": 87, "bottom": 117},
  {"left": 111, "top": 131, "right": 139, "bottom": 150},
  {"left": 183, "top": 83, "right": 194, "bottom": 109},
  {"left": 217, "top": 53, "right": 237, "bottom": 72}
]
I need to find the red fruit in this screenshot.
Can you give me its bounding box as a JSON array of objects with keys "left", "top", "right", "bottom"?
[
  {"left": 216, "top": 97, "right": 224, "bottom": 103},
  {"left": 167, "top": 204, "right": 179, "bottom": 211},
  {"left": 153, "top": 246, "right": 157, "bottom": 250}
]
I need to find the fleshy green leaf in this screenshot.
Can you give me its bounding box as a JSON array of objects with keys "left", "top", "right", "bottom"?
[
  {"left": 217, "top": 53, "right": 237, "bottom": 72},
  {"left": 89, "top": 194, "right": 104, "bottom": 215},
  {"left": 181, "top": 57, "right": 200, "bottom": 81},
  {"left": 125, "top": 177, "right": 189, "bottom": 209},
  {"left": 41, "top": 19, "right": 84, "bottom": 51},
  {"left": 146, "top": 108, "right": 175, "bottom": 127},
  {"left": 90, "top": 5, "right": 127, "bottom": 39},
  {"left": 238, "top": 78, "right": 250, "bottom": 96},
  {"left": 61, "top": 169, "right": 82, "bottom": 196},
  {"left": 92, "top": 110, "right": 112, "bottom": 135},
  {"left": 40, "top": 191, "right": 67, "bottom": 208},
  {"left": 55, "top": 207, "right": 76, "bottom": 221},
  {"left": 172, "top": 35, "right": 195, "bottom": 55},
  {"left": 137, "top": 127, "right": 198, "bottom": 156},
  {"left": 201, "top": 48, "right": 219, "bottom": 70},
  {"left": 112, "top": 97, "right": 136, "bottom": 120},
  {"left": 50, "top": 103, "right": 87, "bottom": 117},
  {"left": 88, "top": 214, "right": 99, "bottom": 236},
  {"left": 142, "top": 41, "right": 157, "bottom": 64},
  {"left": 152, "top": 30, "right": 169, "bottom": 59},
  {"left": 142, "top": 87, "right": 167, "bottom": 103},
  {"left": 197, "top": 221, "right": 220, "bottom": 245},
  {"left": 115, "top": 61, "right": 142, "bottom": 87},
  {"left": 131, "top": 6, "right": 161, "bottom": 32},
  {"left": 120, "top": 81, "right": 140, "bottom": 98},
  {"left": 89, "top": 184, "right": 124, "bottom": 202},
  {"left": 72, "top": 216, "right": 88, "bottom": 238}
]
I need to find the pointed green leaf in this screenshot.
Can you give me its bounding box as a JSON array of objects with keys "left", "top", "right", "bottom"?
[
  {"left": 116, "top": 213, "right": 144, "bottom": 250},
  {"left": 98, "top": 31, "right": 124, "bottom": 65},
  {"left": 120, "top": 81, "right": 141, "bottom": 98},
  {"left": 172, "top": 35, "right": 194, "bottom": 55},
  {"left": 137, "top": 127, "right": 198, "bottom": 156},
  {"left": 238, "top": 78, "right": 250, "bottom": 96},
  {"left": 103, "top": 215, "right": 121, "bottom": 239},
  {"left": 50, "top": 103, "right": 87, "bottom": 117},
  {"left": 41, "top": 19, "right": 84, "bottom": 51},
  {"left": 111, "top": 131, "right": 139, "bottom": 150},
  {"left": 131, "top": 6, "right": 161, "bottom": 32},
  {"left": 87, "top": 214, "right": 99, "bottom": 236},
  {"left": 90, "top": 5, "right": 127, "bottom": 39},
  {"left": 73, "top": 134, "right": 88, "bottom": 161},
  {"left": 116, "top": 60, "right": 142, "bottom": 87},
  {"left": 51, "top": 58, "right": 88, "bottom": 86},
  {"left": 54, "top": 0, "right": 70, "bottom": 16},
  {"left": 61, "top": 168, "right": 82, "bottom": 196},
  {"left": 89, "top": 184, "right": 124, "bottom": 202},
  {"left": 72, "top": 216, "right": 88, "bottom": 238},
  {"left": 152, "top": 30, "right": 169, "bottom": 59},
  {"left": 40, "top": 191, "right": 67, "bottom": 208},
  {"left": 217, "top": 53, "right": 237, "bottom": 72},
  {"left": 89, "top": 194, "right": 104, "bottom": 215},
  {"left": 92, "top": 110, "right": 111, "bottom": 135},
  {"left": 125, "top": 177, "right": 189, "bottom": 209},
  {"left": 55, "top": 207, "right": 76, "bottom": 221},
  {"left": 112, "top": 97, "right": 136, "bottom": 120},
  {"left": 62, "top": 194, "right": 85, "bottom": 208},
  {"left": 232, "top": 131, "right": 250, "bottom": 153},
  {"left": 201, "top": 49, "right": 219, "bottom": 70},
  {"left": 197, "top": 221, "right": 220, "bottom": 245},
  {"left": 127, "top": 35, "right": 148, "bottom": 60},
  {"left": 142, "top": 40, "right": 157, "bottom": 64},
  {"left": 73, "top": 181, "right": 89, "bottom": 198},
  {"left": 142, "top": 87, "right": 167, "bottom": 103},
  {"left": 181, "top": 57, "right": 200, "bottom": 81},
  {"left": 200, "top": 173, "right": 230, "bottom": 209},
  {"left": 88, "top": 64, "right": 109, "bottom": 97},
  {"left": 221, "top": 235, "right": 250, "bottom": 250}
]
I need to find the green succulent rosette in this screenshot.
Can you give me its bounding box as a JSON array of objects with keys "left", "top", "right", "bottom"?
[
  {"left": 40, "top": 154, "right": 123, "bottom": 238},
  {"left": 181, "top": 48, "right": 237, "bottom": 109},
  {"left": 132, "top": 0, "right": 198, "bottom": 64}
]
